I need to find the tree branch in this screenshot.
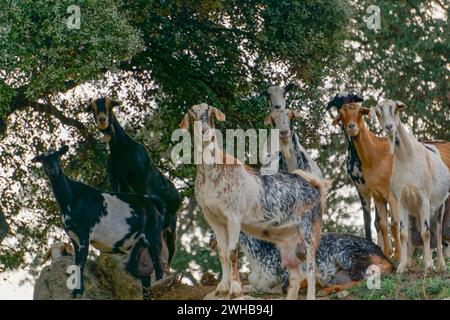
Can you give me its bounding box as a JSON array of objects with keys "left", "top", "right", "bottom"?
[{"left": 30, "top": 102, "right": 96, "bottom": 145}]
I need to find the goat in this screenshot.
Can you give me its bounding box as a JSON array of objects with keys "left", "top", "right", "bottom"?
[
  {"left": 373, "top": 100, "right": 450, "bottom": 272},
  {"left": 233, "top": 107, "right": 324, "bottom": 292},
  {"left": 32, "top": 146, "right": 166, "bottom": 299},
  {"left": 87, "top": 98, "right": 180, "bottom": 271},
  {"left": 331, "top": 103, "right": 400, "bottom": 260},
  {"left": 180, "top": 103, "right": 329, "bottom": 300},
  {"left": 43, "top": 242, "right": 74, "bottom": 264},
  {"left": 327, "top": 93, "right": 379, "bottom": 243},
  {"left": 210, "top": 232, "right": 392, "bottom": 294},
  {"left": 412, "top": 141, "right": 450, "bottom": 254}
]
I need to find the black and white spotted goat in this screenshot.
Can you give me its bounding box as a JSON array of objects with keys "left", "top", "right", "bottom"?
[
  {"left": 32, "top": 146, "right": 166, "bottom": 299},
  {"left": 87, "top": 98, "right": 181, "bottom": 271},
  {"left": 181, "top": 103, "right": 330, "bottom": 300},
  {"left": 227, "top": 86, "right": 324, "bottom": 293},
  {"left": 210, "top": 232, "right": 392, "bottom": 293},
  {"left": 326, "top": 92, "right": 378, "bottom": 242}
]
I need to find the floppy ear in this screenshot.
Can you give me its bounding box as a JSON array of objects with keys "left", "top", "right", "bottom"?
[
  {"left": 288, "top": 110, "right": 302, "bottom": 120},
  {"left": 179, "top": 113, "right": 190, "bottom": 130},
  {"left": 211, "top": 107, "right": 226, "bottom": 122},
  {"left": 31, "top": 155, "right": 44, "bottom": 163},
  {"left": 284, "top": 83, "right": 295, "bottom": 92},
  {"left": 395, "top": 101, "right": 407, "bottom": 112},
  {"left": 264, "top": 114, "right": 273, "bottom": 126},
  {"left": 332, "top": 114, "right": 342, "bottom": 126},
  {"left": 58, "top": 145, "right": 69, "bottom": 157},
  {"left": 353, "top": 94, "right": 364, "bottom": 103},
  {"left": 360, "top": 107, "right": 371, "bottom": 116}
]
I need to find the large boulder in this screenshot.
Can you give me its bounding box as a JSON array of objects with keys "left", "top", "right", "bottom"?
[{"left": 33, "top": 254, "right": 142, "bottom": 300}]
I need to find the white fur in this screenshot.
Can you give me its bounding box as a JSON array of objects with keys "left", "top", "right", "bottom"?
[{"left": 375, "top": 100, "right": 450, "bottom": 272}]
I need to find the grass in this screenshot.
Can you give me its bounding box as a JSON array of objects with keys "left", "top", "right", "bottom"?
[{"left": 348, "top": 259, "right": 450, "bottom": 300}]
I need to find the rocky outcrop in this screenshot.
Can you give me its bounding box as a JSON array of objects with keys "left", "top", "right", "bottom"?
[{"left": 33, "top": 254, "right": 142, "bottom": 300}]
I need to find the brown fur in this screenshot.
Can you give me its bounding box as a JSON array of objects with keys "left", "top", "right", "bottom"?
[{"left": 335, "top": 103, "right": 401, "bottom": 259}]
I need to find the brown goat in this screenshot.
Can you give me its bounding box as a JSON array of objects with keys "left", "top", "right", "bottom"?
[{"left": 332, "top": 103, "right": 401, "bottom": 260}]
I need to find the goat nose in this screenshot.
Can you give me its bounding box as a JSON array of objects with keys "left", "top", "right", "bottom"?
[
  {"left": 348, "top": 123, "right": 356, "bottom": 129},
  {"left": 280, "top": 130, "right": 289, "bottom": 137},
  {"left": 274, "top": 105, "right": 281, "bottom": 110},
  {"left": 385, "top": 124, "right": 393, "bottom": 130}
]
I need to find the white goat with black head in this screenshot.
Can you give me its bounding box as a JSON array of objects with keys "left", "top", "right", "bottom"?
[
  {"left": 373, "top": 100, "right": 450, "bottom": 273},
  {"left": 180, "top": 103, "right": 329, "bottom": 300}
]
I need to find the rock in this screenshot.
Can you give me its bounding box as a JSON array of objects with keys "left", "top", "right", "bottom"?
[
  {"left": 200, "top": 272, "right": 218, "bottom": 286},
  {"left": 34, "top": 253, "right": 143, "bottom": 300}
]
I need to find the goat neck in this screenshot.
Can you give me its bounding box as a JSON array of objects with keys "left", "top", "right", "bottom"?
[
  {"left": 392, "top": 122, "right": 415, "bottom": 160},
  {"left": 48, "top": 166, "right": 73, "bottom": 210},
  {"left": 350, "top": 123, "right": 377, "bottom": 168},
  {"left": 103, "top": 113, "right": 132, "bottom": 152}
]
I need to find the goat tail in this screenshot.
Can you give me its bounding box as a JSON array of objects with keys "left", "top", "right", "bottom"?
[
  {"left": 292, "top": 169, "right": 332, "bottom": 213},
  {"left": 144, "top": 195, "right": 166, "bottom": 217}
]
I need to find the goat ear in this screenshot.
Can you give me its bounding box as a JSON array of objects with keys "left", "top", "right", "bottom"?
[
  {"left": 86, "top": 104, "right": 93, "bottom": 112},
  {"left": 58, "top": 145, "right": 69, "bottom": 157},
  {"left": 354, "top": 94, "right": 364, "bottom": 103},
  {"left": 360, "top": 107, "right": 371, "bottom": 116},
  {"left": 332, "top": 114, "right": 342, "bottom": 126},
  {"left": 284, "top": 83, "right": 295, "bottom": 92},
  {"left": 288, "top": 110, "right": 302, "bottom": 120},
  {"left": 264, "top": 114, "right": 273, "bottom": 126},
  {"left": 179, "top": 113, "right": 190, "bottom": 130},
  {"left": 212, "top": 107, "right": 226, "bottom": 122},
  {"left": 395, "top": 101, "right": 407, "bottom": 112},
  {"left": 31, "top": 155, "right": 43, "bottom": 163}
]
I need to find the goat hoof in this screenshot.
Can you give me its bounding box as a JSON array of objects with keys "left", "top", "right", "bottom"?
[
  {"left": 228, "top": 281, "right": 242, "bottom": 298},
  {"left": 396, "top": 263, "right": 407, "bottom": 274},
  {"left": 424, "top": 262, "right": 435, "bottom": 273},
  {"left": 215, "top": 281, "right": 230, "bottom": 296},
  {"left": 71, "top": 288, "right": 84, "bottom": 298}
]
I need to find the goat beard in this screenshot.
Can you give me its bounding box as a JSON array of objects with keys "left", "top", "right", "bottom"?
[
  {"left": 387, "top": 134, "right": 396, "bottom": 154},
  {"left": 280, "top": 142, "right": 291, "bottom": 159}
]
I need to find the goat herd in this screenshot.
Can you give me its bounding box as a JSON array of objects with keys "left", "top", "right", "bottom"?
[{"left": 31, "top": 88, "right": 450, "bottom": 300}]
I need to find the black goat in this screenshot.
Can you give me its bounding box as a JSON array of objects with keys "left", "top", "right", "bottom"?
[
  {"left": 87, "top": 98, "right": 180, "bottom": 270},
  {"left": 32, "top": 146, "right": 165, "bottom": 300}
]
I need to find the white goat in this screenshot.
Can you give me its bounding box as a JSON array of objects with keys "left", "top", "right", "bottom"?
[
  {"left": 373, "top": 100, "right": 450, "bottom": 273},
  {"left": 180, "top": 103, "right": 329, "bottom": 300}
]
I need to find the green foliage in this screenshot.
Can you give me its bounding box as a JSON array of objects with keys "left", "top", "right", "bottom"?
[
  {"left": 0, "top": 0, "right": 448, "bottom": 289},
  {"left": 349, "top": 260, "right": 450, "bottom": 300}
]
